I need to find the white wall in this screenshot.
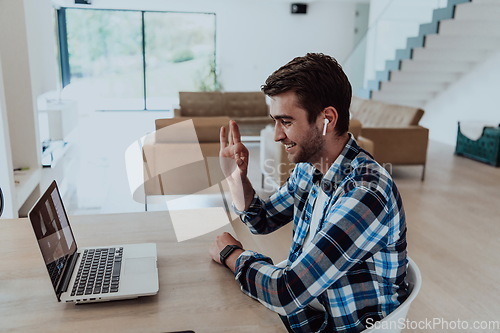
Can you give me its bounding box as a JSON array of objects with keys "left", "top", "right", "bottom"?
[
  {"left": 0, "top": 0, "right": 39, "bottom": 169},
  {"left": 24, "top": 0, "right": 60, "bottom": 97},
  {"left": 0, "top": 56, "right": 15, "bottom": 219},
  {"left": 421, "top": 50, "right": 500, "bottom": 146},
  {"left": 0, "top": 0, "right": 60, "bottom": 217},
  {"left": 216, "top": 1, "right": 357, "bottom": 91},
  {"left": 0, "top": 0, "right": 59, "bottom": 169},
  {"left": 54, "top": 0, "right": 357, "bottom": 91}
]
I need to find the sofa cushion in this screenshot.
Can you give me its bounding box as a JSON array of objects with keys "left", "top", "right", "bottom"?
[
  {"left": 179, "top": 91, "right": 224, "bottom": 117},
  {"left": 223, "top": 92, "right": 268, "bottom": 118},
  {"left": 350, "top": 96, "right": 424, "bottom": 127}
]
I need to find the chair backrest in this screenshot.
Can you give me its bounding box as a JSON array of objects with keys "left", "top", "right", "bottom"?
[
  {"left": 223, "top": 92, "right": 268, "bottom": 118},
  {"left": 361, "top": 257, "right": 422, "bottom": 333},
  {"left": 350, "top": 96, "right": 424, "bottom": 128},
  {"left": 155, "top": 116, "right": 229, "bottom": 145},
  {"left": 179, "top": 92, "right": 224, "bottom": 117}
]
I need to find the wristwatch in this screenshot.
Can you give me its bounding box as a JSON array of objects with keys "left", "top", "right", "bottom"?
[{"left": 220, "top": 244, "right": 243, "bottom": 268}]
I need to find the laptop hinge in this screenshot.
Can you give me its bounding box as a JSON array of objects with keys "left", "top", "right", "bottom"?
[{"left": 57, "top": 252, "right": 80, "bottom": 301}]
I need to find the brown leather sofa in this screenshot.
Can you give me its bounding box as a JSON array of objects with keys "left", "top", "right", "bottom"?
[
  {"left": 350, "top": 96, "right": 429, "bottom": 180},
  {"left": 174, "top": 91, "right": 273, "bottom": 136}
]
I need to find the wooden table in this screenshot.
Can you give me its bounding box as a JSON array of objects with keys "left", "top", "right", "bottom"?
[{"left": 0, "top": 210, "right": 285, "bottom": 332}]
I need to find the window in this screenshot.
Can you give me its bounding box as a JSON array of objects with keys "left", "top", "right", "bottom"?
[
  {"left": 58, "top": 8, "right": 216, "bottom": 111},
  {"left": 144, "top": 11, "right": 217, "bottom": 109}
]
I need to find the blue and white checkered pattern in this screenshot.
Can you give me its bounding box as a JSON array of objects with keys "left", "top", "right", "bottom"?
[{"left": 234, "top": 136, "right": 408, "bottom": 333}]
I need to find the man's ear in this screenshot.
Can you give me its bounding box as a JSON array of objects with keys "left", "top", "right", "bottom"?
[{"left": 322, "top": 106, "right": 338, "bottom": 134}]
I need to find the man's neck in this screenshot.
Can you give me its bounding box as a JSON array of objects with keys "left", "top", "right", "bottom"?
[{"left": 311, "top": 133, "right": 350, "bottom": 174}]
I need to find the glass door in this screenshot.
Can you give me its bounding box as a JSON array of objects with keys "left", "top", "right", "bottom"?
[{"left": 65, "top": 9, "right": 144, "bottom": 110}]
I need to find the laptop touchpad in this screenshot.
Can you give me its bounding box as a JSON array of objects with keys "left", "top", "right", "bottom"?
[{"left": 124, "top": 257, "right": 156, "bottom": 274}]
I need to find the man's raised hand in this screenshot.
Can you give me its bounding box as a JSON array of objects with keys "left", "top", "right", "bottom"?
[{"left": 219, "top": 120, "right": 249, "bottom": 181}]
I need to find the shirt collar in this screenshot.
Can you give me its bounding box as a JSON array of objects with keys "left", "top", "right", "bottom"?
[{"left": 314, "top": 134, "right": 361, "bottom": 194}]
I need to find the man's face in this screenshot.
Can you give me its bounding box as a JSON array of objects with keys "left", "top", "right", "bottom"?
[{"left": 270, "top": 91, "right": 325, "bottom": 164}]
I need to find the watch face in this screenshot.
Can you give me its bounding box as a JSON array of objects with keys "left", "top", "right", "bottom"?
[{"left": 220, "top": 245, "right": 234, "bottom": 258}]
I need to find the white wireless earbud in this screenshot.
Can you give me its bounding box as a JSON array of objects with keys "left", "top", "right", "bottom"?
[{"left": 322, "top": 118, "right": 329, "bottom": 136}]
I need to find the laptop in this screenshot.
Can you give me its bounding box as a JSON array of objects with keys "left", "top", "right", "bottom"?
[{"left": 28, "top": 181, "right": 159, "bottom": 304}]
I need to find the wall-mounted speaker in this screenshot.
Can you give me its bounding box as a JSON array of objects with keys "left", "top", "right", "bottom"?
[
  {"left": 75, "top": 0, "right": 92, "bottom": 4},
  {"left": 291, "top": 3, "right": 308, "bottom": 14}
]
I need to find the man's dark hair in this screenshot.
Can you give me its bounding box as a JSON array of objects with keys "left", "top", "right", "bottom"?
[{"left": 261, "top": 53, "right": 352, "bottom": 134}]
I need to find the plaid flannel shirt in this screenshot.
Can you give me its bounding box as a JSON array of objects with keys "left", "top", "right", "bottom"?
[{"left": 234, "top": 136, "right": 408, "bottom": 333}]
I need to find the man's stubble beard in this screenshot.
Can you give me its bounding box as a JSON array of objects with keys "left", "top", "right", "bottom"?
[{"left": 288, "top": 125, "right": 325, "bottom": 164}]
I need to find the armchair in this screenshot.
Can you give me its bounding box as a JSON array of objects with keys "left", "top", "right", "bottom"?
[
  {"left": 350, "top": 97, "right": 429, "bottom": 180},
  {"left": 141, "top": 117, "right": 229, "bottom": 210}
]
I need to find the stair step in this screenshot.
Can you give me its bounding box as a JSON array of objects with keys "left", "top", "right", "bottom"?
[
  {"left": 355, "top": 89, "right": 371, "bottom": 99},
  {"left": 472, "top": 0, "right": 499, "bottom": 4},
  {"left": 432, "top": 7, "right": 455, "bottom": 23},
  {"left": 379, "top": 81, "right": 447, "bottom": 93},
  {"left": 412, "top": 48, "right": 488, "bottom": 62},
  {"left": 385, "top": 59, "right": 400, "bottom": 71},
  {"left": 454, "top": 3, "right": 500, "bottom": 20},
  {"left": 371, "top": 93, "right": 431, "bottom": 103},
  {"left": 447, "top": 0, "right": 472, "bottom": 6},
  {"left": 424, "top": 35, "right": 500, "bottom": 50},
  {"left": 407, "top": 36, "right": 425, "bottom": 49},
  {"left": 373, "top": 97, "right": 425, "bottom": 108},
  {"left": 395, "top": 48, "right": 412, "bottom": 61},
  {"left": 400, "top": 59, "right": 473, "bottom": 73},
  {"left": 419, "top": 22, "right": 439, "bottom": 38},
  {"left": 376, "top": 70, "right": 390, "bottom": 82},
  {"left": 372, "top": 91, "right": 435, "bottom": 100},
  {"left": 439, "top": 19, "right": 500, "bottom": 36},
  {"left": 371, "top": 91, "right": 431, "bottom": 106},
  {"left": 366, "top": 80, "right": 380, "bottom": 91},
  {"left": 390, "top": 71, "right": 459, "bottom": 83}
]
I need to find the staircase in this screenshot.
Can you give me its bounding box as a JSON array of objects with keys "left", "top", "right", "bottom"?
[{"left": 358, "top": 0, "right": 500, "bottom": 107}]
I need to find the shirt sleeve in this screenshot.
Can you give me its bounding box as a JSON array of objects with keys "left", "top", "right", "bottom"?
[
  {"left": 234, "top": 180, "right": 400, "bottom": 316},
  {"left": 234, "top": 168, "right": 298, "bottom": 235}
]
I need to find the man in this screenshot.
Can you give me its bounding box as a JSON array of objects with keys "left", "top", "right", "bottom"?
[{"left": 209, "top": 53, "right": 408, "bottom": 333}]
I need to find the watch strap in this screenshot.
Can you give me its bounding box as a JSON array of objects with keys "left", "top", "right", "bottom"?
[{"left": 220, "top": 244, "right": 243, "bottom": 268}]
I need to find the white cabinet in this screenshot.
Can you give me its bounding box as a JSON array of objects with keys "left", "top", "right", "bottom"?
[
  {"left": 38, "top": 99, "right": 78, "bottom": 141},
  {"left": 38, "top": 97, "right": 79, "bottom": 210}
]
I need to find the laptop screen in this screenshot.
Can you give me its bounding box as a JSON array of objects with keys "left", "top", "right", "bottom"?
[{"left": 29, "top": 181, "right": 77, "bottom": 292}]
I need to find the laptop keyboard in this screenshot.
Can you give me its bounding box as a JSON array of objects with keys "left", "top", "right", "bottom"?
[
  {"left": 71, "top": 247, "right": 123, "bottom": 297},
  {"left": 47, "top": 256, "right": 68, "bottom": 288}
]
